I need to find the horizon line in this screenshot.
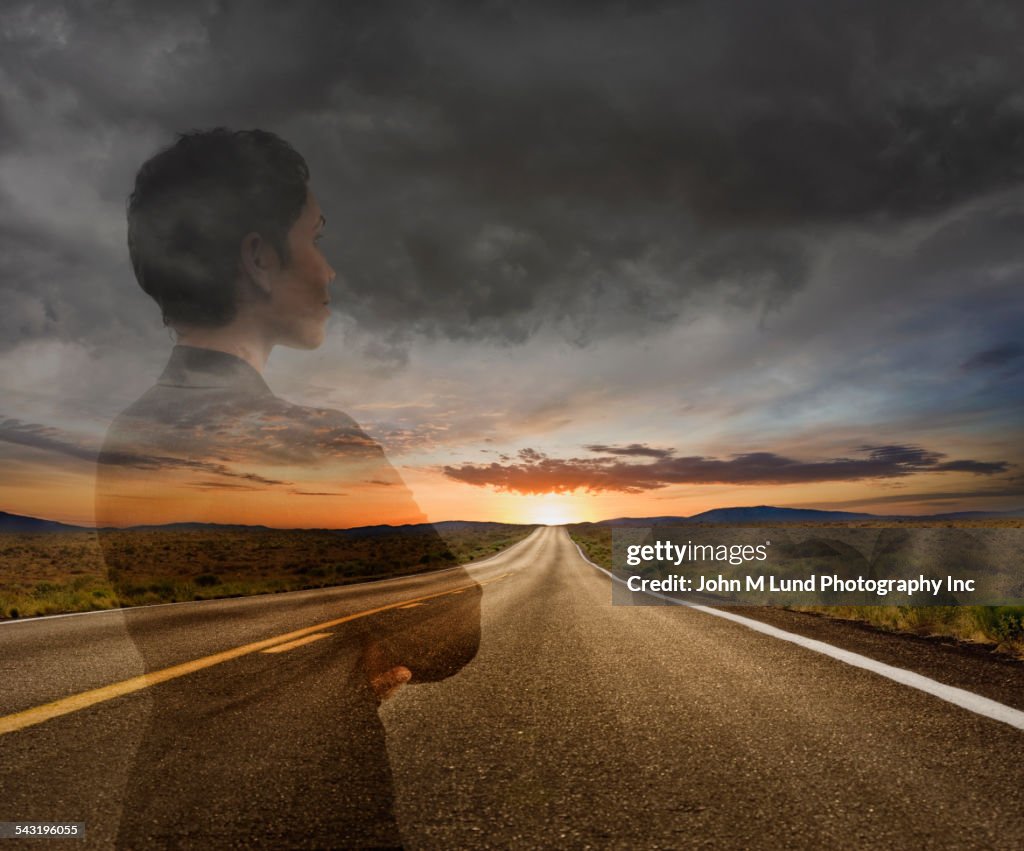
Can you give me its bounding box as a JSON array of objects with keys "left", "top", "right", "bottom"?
[{"left": 2, "top": 503, "right": 1022, "bottom": 533}]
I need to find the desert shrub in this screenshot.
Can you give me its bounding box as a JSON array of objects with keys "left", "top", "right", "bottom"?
[
  {"left": 194, "top": 573, "right": 221, "bottom": 587},
  {"left": 972, "top": 607, "right": 1024, "bottom": 643}
]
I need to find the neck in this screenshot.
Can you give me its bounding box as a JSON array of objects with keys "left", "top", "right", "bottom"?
[{"left": 174, "top": 321, "right": 274, "bottom": 373}]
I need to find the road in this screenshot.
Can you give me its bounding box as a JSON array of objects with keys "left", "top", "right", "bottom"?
[{"left": 1, "top": 526, "right": 1023, "bottom": 849}]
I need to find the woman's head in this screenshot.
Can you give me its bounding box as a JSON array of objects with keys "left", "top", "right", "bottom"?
[{"left": 127, "top": 128, "right": 326, "bottom": 339}]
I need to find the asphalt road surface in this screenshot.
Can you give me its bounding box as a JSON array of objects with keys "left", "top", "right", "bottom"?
[{"left": 1, "top": 526, "right": 1023, "bottom": 849}]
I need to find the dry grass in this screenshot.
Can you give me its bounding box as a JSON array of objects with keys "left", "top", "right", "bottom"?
[
  {"left": 788, "top": 604, "right": 1024, "bottom": 658},
  {"left": 0, "top": 524, "right": 536, "bottom": 619}
]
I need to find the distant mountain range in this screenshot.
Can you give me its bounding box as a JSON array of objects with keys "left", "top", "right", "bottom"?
[
  {"left": 597, "top": 505, "right": 1024, "bottom": 526},
  {"left": 0, "top": 505, "right": 1021, "bottom": 535},
  {"left": 0, "top": 511, "right": 528, "bottom": 535},
  {"left": 0, "top": 512, "right": 89, "bottom": 533}
]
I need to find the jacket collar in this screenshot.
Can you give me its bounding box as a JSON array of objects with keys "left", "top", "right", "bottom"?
[{"left": 157, "top": 345, "right": 273, "bottom": 395}]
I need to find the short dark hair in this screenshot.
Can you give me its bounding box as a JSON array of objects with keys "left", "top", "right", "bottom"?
[{"left": 127, "top": 128, "right": 310, "bottom": 328}]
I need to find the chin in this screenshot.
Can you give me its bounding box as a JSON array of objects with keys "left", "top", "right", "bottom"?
[
  {"left": 282, "top": 322, "right": 327, "bottom": 351},
  {"left": 300, "top": 330, "right": 326, "bottom": 350}
]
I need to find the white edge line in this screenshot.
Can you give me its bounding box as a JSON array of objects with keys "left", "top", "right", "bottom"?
[
  {"left": 0, "top": 527, "right": 544, "bottom": 627},
  {"left": 570, "top": 538, "right": 1024, "bottom": 732}
]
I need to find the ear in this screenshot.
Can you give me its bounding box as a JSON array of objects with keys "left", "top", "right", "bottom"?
[{"left": 238, "top": 232, "right": 279, "bottom": 297}]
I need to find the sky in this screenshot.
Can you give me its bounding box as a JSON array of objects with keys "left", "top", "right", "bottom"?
[{"left": 1, "top": 0, "right": 1022, "bottom": 527}]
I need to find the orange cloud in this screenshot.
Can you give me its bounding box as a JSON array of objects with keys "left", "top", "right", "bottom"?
[{"left": 442, "top": 445, "right": 1012, "bottom": 496}]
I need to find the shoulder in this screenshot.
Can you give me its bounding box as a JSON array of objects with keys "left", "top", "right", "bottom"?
[{"left": 270, "top": 401, "right": 386, "bottom": 462}]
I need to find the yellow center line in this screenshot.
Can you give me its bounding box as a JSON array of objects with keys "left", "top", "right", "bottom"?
[
  {"left": 0, "top": 577, "right": 502, "bottom": 738},
  {"left": 260, "top": 633, "right": 332, "bottom": 654}
]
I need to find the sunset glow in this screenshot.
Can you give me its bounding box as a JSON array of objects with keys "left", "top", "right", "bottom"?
[{"left": 522, "top": 494, "right": 584, "bottom": 527}]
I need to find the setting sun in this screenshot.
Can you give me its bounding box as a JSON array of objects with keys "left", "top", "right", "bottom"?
[{"left": 525, "top": 494, "right": 582, "bottom": 526}]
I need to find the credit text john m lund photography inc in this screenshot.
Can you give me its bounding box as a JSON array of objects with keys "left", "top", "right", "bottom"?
[{"left": 1, "top": 2, "right": 1023, "bottom": 849}]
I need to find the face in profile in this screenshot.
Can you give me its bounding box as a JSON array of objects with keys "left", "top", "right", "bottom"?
[{"left": 266, "top": 188, "right": 336, "bottom": 350}]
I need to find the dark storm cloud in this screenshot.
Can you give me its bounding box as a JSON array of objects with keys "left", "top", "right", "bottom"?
[
  {"left": 962, "top": 342, "right": 1024, "bottom": 372},
  {"left": 4, "top": 0, "right": 1024, "bottom": 345},
  {"left": 107, "top": 452, "right": 289, "bottom": 487},
  {"left": 0, "top": 1, "right": 423, "bottom": 133},
  {"left": 442, "top": 443, "right": 1010, "bottom": 495},
  {"left": 855, "top": 445, "right": 1009, "bottom": 475},
  {"left": 803, "top": 484, "right": 1024, "bottom": 509},
  {"left": 322, "top": 0, "right": 1024, "bottom": 338},
  {"left": 0, "top": 417, "right": 288, "bottom": 486},
  {"left": 0, "top": 417, "right": 97, "bottom": 464},
  {"left": 0, "top": 216, "right": 141, "bottom": 348},
  {"left": 583, "top": 443, "right": 674, "bottom": 459}
]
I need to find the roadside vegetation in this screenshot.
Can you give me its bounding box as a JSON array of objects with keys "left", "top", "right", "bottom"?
[
  {"left": 567, "top": 520, "right": 1024, "bottom": 659},
  {"left": 0, "top": 524, "right": 536, "bottom": 619}
]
